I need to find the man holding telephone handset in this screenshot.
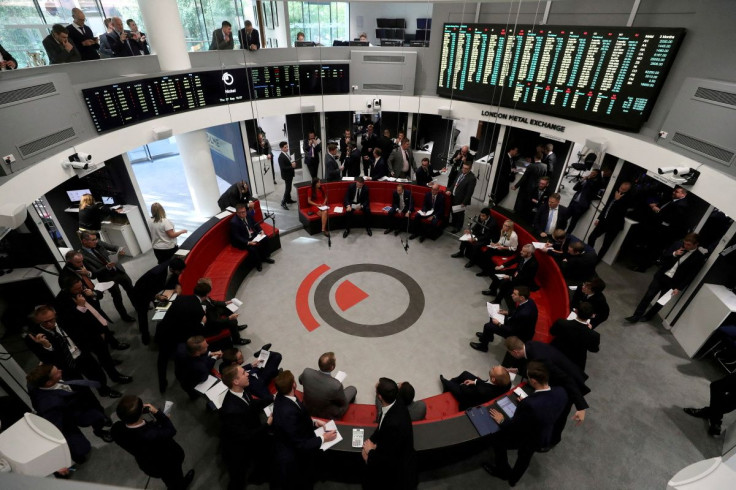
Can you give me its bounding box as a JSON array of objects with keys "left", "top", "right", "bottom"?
[{"left": 303, "top": 131, "right": 322, "bottom": 179}]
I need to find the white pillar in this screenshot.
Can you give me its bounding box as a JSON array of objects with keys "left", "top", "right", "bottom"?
[
  {"left": 138, "top": 0, "right": 191, "bottom": 71},
  {"left": 176, "top": 130, "right": 221, "bottom": 217}
]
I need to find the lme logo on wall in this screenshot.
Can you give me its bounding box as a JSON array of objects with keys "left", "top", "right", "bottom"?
[
  {"left": 296, "top": 263, "right": 425, "bottom": 337},
  {"left": 480, "top": 110, "right": 567, "bottom": 133}
]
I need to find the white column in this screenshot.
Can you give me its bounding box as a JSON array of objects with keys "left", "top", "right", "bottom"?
[
  {"left": 138, "top": 0, "right": 191, "bottom": 71},
  {"left": 176, "top": 130, "right": 221, "bottom": 217}
]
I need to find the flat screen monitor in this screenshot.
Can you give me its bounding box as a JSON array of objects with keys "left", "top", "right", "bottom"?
[
  {"left": 66, "top": 189, "right": 91, "bottom": 202},
  {"left": 417, "top": 18, "right": 431, "bottom": 30},
  {"left": 295, "top": 41, "right": 315, "bottom": 47},
  {"left": 101, "top": 196, "right": 115, "bottom": 205},
  {"left": 350, "top": 41, "right": 369, "bottom": 46},
  {"left": 381, "top": 40, "right": 403, "bottom": 47},
  {"left": 436, "top": 23, "right": 686, "bottom": 132}
]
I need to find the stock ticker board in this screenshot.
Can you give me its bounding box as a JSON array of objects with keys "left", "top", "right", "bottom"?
[{"left": 437, "top": 24, "right": 685, "bottom": 131}]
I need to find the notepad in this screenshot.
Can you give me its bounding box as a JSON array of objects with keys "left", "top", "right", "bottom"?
[
  {"left": 315, "top": 420, "right": 343, "bottom": 451},
  {"left": 263, "top": 403, "right": 274, "bottom": 417},
  {"left": 532, "top": 241, "right": 548, "bottom": 250},
  {"left": 256, "top": 350, "right": 270, "bottom": 368},
  {"left": 318, "top": 205, "right": 329, "bottom": 211},
  {"left": 452, "top": 204, "right": 464, "bottom": 213},
  {"left": 417, "top": 209, "right": 434, "bottom": 217},
  {"left": 657, "top": 289, "right": 675, "bottom": 306},
  {"left": 486, "top": 302, "right": 505, "bottom": 324},
  {"left": 333, "top": 206, "right": 344, "bottom": 214},
  {"left": 252, "top": 233, "right": 266, "bottom": 242},
  {"left": 94, "top": 281, "right": 115, "bottom": 292},
  {"left": 459, "top": 233, "right": 475, "bottom": 242},
  {"left": 334, "top": 371, "right": 347, "bottom": 384},
  {"left": 226, "top": 298, "right": 243, "bottom": 313}
]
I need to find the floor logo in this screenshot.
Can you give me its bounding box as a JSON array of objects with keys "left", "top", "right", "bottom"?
[{"left": 296, "top": 263, "right": 425, "bottom": 337}]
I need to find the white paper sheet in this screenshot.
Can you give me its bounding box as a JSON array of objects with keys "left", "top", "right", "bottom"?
[
  {"left": 226, "top": 206, "right": 237, "bottom": 212},
  {"left": 256, "top": 350, "right": 270, "bottom": 368},
  {"left": 513, "top": 387, "right": 528, "bottom": 399},
  {"left": 194, "top": 375, "right": 220, "bottom": 394},
  {"left": 315, "top": 420, "right": 343, "bottom": 451},
  {"left": 451, "top": 204, "right": 464, "bottom": 213},
  {"left": 318, "top": 205, "right": 329, "bottom": 211},
  {"left": 657, "top": 289, "right": 675, "bottom": 306},
  {"left": 334, "top": 371, "right": 347, "bottom": 384},
  {"left": 333, "top": 206, "right": 344, "bottom": 214},
  {"left": 263, "top": 403, "right": 274, "bottom": 417},
  {"left": 342, "top": 177, "right": 355, "bottom": 181},
  {"left": 215, "top": 210, "right": 232, "bottom": 219},
  {"left": 567, "top": 311, "right": 577, "bottom": 320},
  {"left": 94, "top": 281, "right": 115, "bottom": 292},
  {"left": 417, "top": 209, "right": 434, "bottom": 217},
  {"left": 532, "top": 241, "right": 548, "bottom": 250},
  {"left": 495, "top": 274, "right": 508, "bottom": 280},
  {"left": 486, "top": 302, "right": 505, "bottom": 324},
  {"left": 174, "top": 249, "right": 189, "bottom": 257},
  {"left": 459, "top": 233, "right": 475, "bottom": 242},
  {"left": 252, "top": 233, "right": 266, "bottom": 243}
]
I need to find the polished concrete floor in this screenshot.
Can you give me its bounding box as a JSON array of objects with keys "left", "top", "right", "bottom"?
[{"left": 6, "top": 209, "right": 732, "bottom": 489}]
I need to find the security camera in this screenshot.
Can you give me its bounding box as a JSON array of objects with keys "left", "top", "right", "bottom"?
[
  {"left": 673, "top": 167, "right": 692, "bottom": 175},
  {"left": 373, "top": 98, "right": 382, "bottom": 109},
  {"left": 75, "top": 152, "right": 93, "bottom": 162},
  {"left": 657, "top": 167, "right": 676, "bottom": 174},
  {"left": 62, "top": 161, "right": 89, "bottom": 170}
]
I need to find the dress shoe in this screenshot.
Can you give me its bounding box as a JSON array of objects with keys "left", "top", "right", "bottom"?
[
  {"left": 259, "top": 343, "right": 272, "bottom": 353},
  {"left": 419, "top": 236, "right": 426, "bottom": 243},
  {"left": 121, "top": 314, "right": 136, "bottom": 323},
  {"left": 481, "top": 289, "right": 494, "bottom": 296},
  {"left": 235, "top": 337, "right": 252, "bottom": 346},
  {"left": 256, "top": 264, "right": 263, "bottom": 272},
  {"left": 439, "top": 375, "right": 449, "bottom": 392},
  {"left": 366, "top": 228, "right": 372, "bottom": 236},
  {"left": 343, "top": 229, "right": 350, "bottom": 238},
  {"left": 273, "top": 180, "right": 278, "bottom": 185},
  {"left": 238, "top": 324, "right": 248, "bottom": 331},
  {"left": 469, "top": 342, "right": 488, "bottom": 352},
  {"left": 263, "top": 257, "right": 275, "bottom": 264},
  {"left": 384, "top": 228, "right": 393, "bottom": 234},
  {"left": 482, "top": 463, "right": 509, "bottom": 481},
  {"left": 624, "top": 315, "right": 640, "bottom": 323},
  {"left": 113, "top": 375, "right": 133, "bottom": 384},
  {"left": 709, "top": 422, "right": 722, "bottom": 437},
  {"left": 683, "top": 407, "right": 710, "bottom": 419},
  {"left": 93, "top": 429, "right": 113, "bottom": 443},
  {"left": 464, "top": 261, "right": 475, "bottom": 268},
  {"left": 451, "top": 251, "right": 464, "bottom": 258},
  {"left": 112, "top": 342, "right": 130, "bottom": 351},
  {"left": 100, "top": 388, "right": 122, "bottom": 398},
  {"left": 54, "top": 471, "right": 72, "bottom": 479},
  {"left": 183, "top": 469, "right": 195, "bottom": 489},
  {"left": 287, "top": 199, "right": 297, "bottom": 204},
  {"left": 281, "top": 203, "right": 289, "bottom": 210},
  {"left": 394, "top": 229, "right": 400, "bottom": 236},
  {"left": 476, "top": 271, "right": 489, "bottom": 277},
  {"left": 475, "top": 331, "right": 484, "bottom": 339},
  {"left": 409, "top": 234, "right": 418, "bottom": 240}
]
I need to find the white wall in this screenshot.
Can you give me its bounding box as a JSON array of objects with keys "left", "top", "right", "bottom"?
[{"left": 349, "top": 1, "right": 434, "bottom": 43}]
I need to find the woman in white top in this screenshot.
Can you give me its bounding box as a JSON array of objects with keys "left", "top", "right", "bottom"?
[
  {"left": 478, "top": 220, "right": 519, "bottom": 276},
  {"left": 149, "top": 203, "right": 187, "bottom": 264}
]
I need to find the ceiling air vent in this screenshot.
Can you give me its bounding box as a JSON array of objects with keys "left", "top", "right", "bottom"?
[
  {"left": 18, "top": 127, "right": 76, "bottom": 158},
  {"left": 363, "top": 83, "right": 404, "bottom": 91},
  {"left": 671, "top": 132, "right": 735, "bottom": 166},
  {"left": 0, "top": 82, "right": 57, "bottom": 108},
  {"left": 692, "top": 86, "right": 736, "bottom": 110},
  {"left": 363, "top": 55, "right": 406, "bottom": 63}
]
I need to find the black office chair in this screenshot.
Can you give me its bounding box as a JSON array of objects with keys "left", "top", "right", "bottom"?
[{"left": 567, "top": 152, "right": 597, "bottom": 183}]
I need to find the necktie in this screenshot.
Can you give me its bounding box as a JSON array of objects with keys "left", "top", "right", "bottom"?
[
  {"left": 546, "top": 209, "right": 556, "bottom": 233},
  {"left": 243, "top": 218, "right": 252, "bottom": 236},
  {"left": 78, "top": 270, "right": 95, "bottom": 290},
  {"left": 432, "top": 195, "right": 436, "bottom": 207},
  {"left": 454, "top": 174, "right": 464, "bottom": 193},
  {"left": 50, "top": 329, "right": 76, "bottom": 369},
  {"left": 84, "top": 302, "right": 107, "bottom": 327},
  {"left": 356, "top": 187, "right": 360, "bottom": 203},
  {"left": 241, "top": 391, "right": 251, "bottom": 405}
]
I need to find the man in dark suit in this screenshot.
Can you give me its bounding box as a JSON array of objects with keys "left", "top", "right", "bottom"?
[
  {"left": 379, "top": 129, "right": 395, "bottom": 162},
  {"left": 571, "top": 277, "right": 610, "bottom": 329},
  {"left": 220, "top": 365, "right": 273, "bottom": 488},
  {"left": 219, "top": 344, "right": 281, "bottom": 402},
  {"left": 542, "top": 143, "right": 558, "bottom": 174},
  {"left": 155, "top": 286, "right": 209, "bottom": 393},
  {"left": 324, "top": 143, "right": 342, "bottom": 181},
  {"left": 446, "top": 145, "right": 474, "bottom": 191},
  {"left": 504, "top": 337, "right": 590, "bottom": 446},
  {"left": 492, "top": 145, "right": 518, "bottom": 204},
  {"left": 343, "top": 177, "right": 372, "bottom": 238},
  {"left": 440, "top": 365, "right": 512, "bottom": 411},
  {"left": 218, "top": 180, "right": 254, "bottom": 211},
  {"left": 125, "top": 19, "right": 149, "bottom": 55},
  {"left": 483, "top": 361, "right": 568, "bottom": 486},
  {"left": 66, "top": 9, "right": 100, "bottom": 61},
  {"left": 566, "top": 169, "right": 603, "bottom": 233},
  {"left": 446, "top": 162, "right": 477, "bottom": 233},
  {"left": 339, "top": 128, "right": 353, "bottom": 170},
  {"left": 415, "top": 157, "right": 442, "bottom": 188},
  {"left": 587, "top": 181, "right": 632, "bottom": 261},
  {"left": 238, "top": 20, "right": 260, "bottom": 50},
  {"left": 626, "top": 233, "right": 707, "bottom": 323},
  {"left": 43, "top": 24, "right": 81, "bottom": 64},
  {"left": 684, "top": 371, "right": 736, "bottom": 437},
  {"left": 27, "top": 365, "right": 113, "bottom": 463},
  {"left": 25, "top": 305, "right": 122, "bottom": 398},
  {"left": 634, "top": 185, "right": 691, "bottom": 271},
  {"left": 550, "top": 303, "right": 601, "bottom": 373},
  {"left": 174, "top": 336, "right": 222, "bottom": 399},
  {"left": 533, "top": 192, "right": 570, "bottom": 238},
  {"left": 272, "top": 370, "right": 337, "bottom": 489},
  {"left": 369, "top": 148, "right": 389, "bottom": 180},
  {"left": 210, "top": 20, "right": 235, "bottom": 50},
  {"left": 0, "top": 43, "right": 18, "bottom": 69},
  {"left": 108, "top": 17, "right": 136, "bottom": 57},
  {"left": 385, "top": 183, "right": 413, "bottom": 235},
  {"left": 362, "top": 377, "right": 417, "bottom": 490},
  {"left": 302, "top": 130, "right": 322, "bottom": 179},
  {"left": 388, "top": 138, "right": 415, "bottom": 179},
  {"left": 59, "top": 250, "right": 111, "bottom": 320},
  {"left": 451, "top": 207, "right": 499, "bottom": 269},
  {"left": 361, "top": 124, "right": 379, "bottom": 176},
  {"left": 112, "top": 395, "right": 194, "bottom": 489},
  {"left": 196, "top": 277, "right": 250, "bottom": 346},
  {"left": 483, "top": 244, "right": 539, "bottom": 305},
  {"left": 343, "top": 141, "right": 362, "bottom": 178},
  {"left": 471, "top": 286, "right": 538, "bottom": 352},
  {"left": 512, "top": 156, "right": 547, "bottom": 217},
  {"left": 560, "top": 240, "right": 598, "bottom": 287},
  {"left": 410, "top": 184, "right": 445, "bottom": 243},
  {"left": 278, "top": 141, "right": 296, "bottom": 209},
  {"left": 79, "top": 231, "right": 136, "bottom": 322},
  {"left": 299, "top": 352, "right": 357, "bottom": 420},
  {"left": 132, "top": 257, "right": 185, "bottom": 345},
  {"left": 230, "top": 203, "right": 275, "bottom": 271}
]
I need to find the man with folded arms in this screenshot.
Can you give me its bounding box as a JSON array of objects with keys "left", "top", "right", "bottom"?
[
  {"left": 385, "top": 183, "right": 413, "bottom": 235},
  {"left": 440, "top": 365, "right": 512, "bottom": 411},
  {"left": 300, "top": 351, "right": 357, "bottom": 419},
  {"left": 174, "top": 335, "right": 222, "bottom": 399},
  {"left": 471, "top": 286, "right": 537, "bottom": 352}
]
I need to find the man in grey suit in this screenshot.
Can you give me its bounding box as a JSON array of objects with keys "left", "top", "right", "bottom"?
[
  {"left": 210, "top": 21, "right": 234, "bottom": 50},
  {"left": 299, "top": 352, "right": 357, "bottom": 419},
  {"left": 446, "top": 161, "right": 477, "bottom": 233},
  {"left": 388, "top": 138, "right": 415, "bottom": 179}
]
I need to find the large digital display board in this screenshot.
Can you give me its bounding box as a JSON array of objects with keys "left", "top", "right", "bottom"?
[
  {"left": 437, "top": 24, "right": 685, "bottom": 131},
  {"left": 83, "top": 64, "right": 350, "bottom": 133}
]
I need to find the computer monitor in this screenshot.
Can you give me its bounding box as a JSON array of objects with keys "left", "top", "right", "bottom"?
[
  {"left": 381, "top": 40, "right": 403, "bottom": 47},
  {"left": 332, "top": 40, "right": 349, "bottom": 47},
  {"left": 350, "top": 41, "right": 369, "bottom": 46},
  {"left": 66, "top": 189, "right": 91, "bottom": 202},
  {"left": 417, "top": 18, "right": 432, "bottom": 30},
  {"left": 409, "top": 41, "right": 429, "bottom": 47},
  {"left": 101, "top": 196, "right": 115, "bottom": 205},
  {"left": 295, "top": 41, "right": 315, "bottom": 47}
]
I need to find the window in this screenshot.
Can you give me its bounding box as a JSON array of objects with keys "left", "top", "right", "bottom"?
[{"left": 288, "top": 2, "right": 349, "bottom": 46}]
